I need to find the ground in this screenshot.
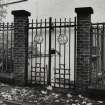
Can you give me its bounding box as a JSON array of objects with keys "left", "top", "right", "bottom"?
[{"left": 0, "top": 83, "right": 104, "bottom": 105}]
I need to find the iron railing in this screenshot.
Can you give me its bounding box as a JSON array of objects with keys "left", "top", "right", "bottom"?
[
  {"left": 90, "top": 23, "right": 105, "bottom": 89},
  {"left": 0, "top": 23, "right": 14, "bottom": 73}
]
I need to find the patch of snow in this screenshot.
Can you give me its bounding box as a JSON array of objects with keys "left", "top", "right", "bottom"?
[
  {"left": 97, "top": 101, "right": 103, "bottom": 103},
  {"left": 82, "top": 101, "right": 87, "bottom": 104},
  {"left": 75, "top": 100, "right": 79, "bottom": 102},
  {"left": 34, "top": 100, "right": 38, "bottom": 103},
  {"left": 46, "top": 85, "right": 53, "bottom": 90},
  {"left": 84, "top": 97, "right": 88, "bottom": 101},
  {"left": 0, "top": 100, "right": 3, "bottom": 104},
  {"left": 86, "top": 103, "right": 92, "bottom": 105},
  {"left": 78, "top": 94, "right": 84, "bottom": 99},
  {"left": 66, "top": 100, "right": 70, "bottom": 103},
  {"left": 70, "top": 99, "right": 73, "bottom": 102},
  {"left": 51, "top": 93, "right": 59, "bottom": 98},
  {"left": 55, "top": 100, "right": 60, "bottom": 102},
  {"left": 97, "top": 72, "right": 102, "bottom": 76},
  {"left": 67, "top": 93, "right": 72, "bottom": 98},
  {"left": 7, "top": 95, "right": 12, "bottom": 101},
  {"left": 72, "top": 104, "right": 76, "bottom": 105},
  {"left": 41, "top": 90, "right": 47, "bottom": 95},
  {"left": 77, "top": 103, "right": 81, "bottom": 105}
]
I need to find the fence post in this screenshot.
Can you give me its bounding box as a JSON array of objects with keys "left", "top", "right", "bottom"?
[
  {"left": 75, "top": 7, "right": 93, "bottom": 88},
  {"left": 12, "top": 10, "right": 30, "bottom": 85},
  {"left": 47, "top": 17, "right": 52, "bottom": 85}
]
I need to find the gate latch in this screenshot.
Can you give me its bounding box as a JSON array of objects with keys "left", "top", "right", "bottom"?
[
  {"left": 50, "top": 49, "right": 61, "bottom": 56},
  {"left": 50, "top": 50, "right": 56, "bottom": 54}
]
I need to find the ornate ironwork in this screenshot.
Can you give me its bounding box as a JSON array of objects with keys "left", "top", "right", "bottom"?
[
  {"left": 28, "top": 17, "right": 76, "bottom": 88},
  {"left": 58, "top": 33, "right": 68, "bottom": 45},
  {"left": 34, "top": 35, "right": 43, "bottom": 44}
]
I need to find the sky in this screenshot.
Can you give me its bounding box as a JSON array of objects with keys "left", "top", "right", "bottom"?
[{"left": 4, "top": 0, "right": 105, "bottom": 23}]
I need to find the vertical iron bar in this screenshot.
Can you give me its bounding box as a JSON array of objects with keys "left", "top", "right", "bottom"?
[
  {"left": 47, "top": 17, "right": 52, "bottom": 85},
  {"left": 12, "top": 23, "right": 14, "bottom": 72},
  {"left": 74, "top": 17, "right": 77, "bottom": 87},
  {"left": 69, "top": 18, "right": 71, "bottom": 88},
  {"left": 31, "top": 20, "right": 34, "bottom": 83},
  {"left": 64, "top": 18, "right": 66, "bottom": 88},
  {"left": 35, "top": 19, "right": 38, "bottom": 83},
  {"left": 96, "top": 24, "right": 99, "bottom": 88},
  {"left": 6, "top": 23, "right": 9, "bottom": 72},
  {"left": 0, "top": 23, "right": 3, "bottom": 72},
  {"left": 54, "top": 18, "right": 57, "bottom": 87},
  {"left": 2, "top": 23, "right": 4, "bottom": 72},
  {"left": 89, "top": 24, "right": 92, "bottom": 86},
  {"left": 94, "top": 27, "right": 97, "bottom": 87},
  {"left": 59, "top": 18, "right": 61, "bottom": 87},
  {"left": 44, "top": 18, "right": 47, "bottom": 85},
  {"left": 11, "top": 23, "right": 13, "bottom": 72},
  {"left": 0, "top": 23, "right": 2, "bottom": 72},
  {"left": 40, "top": 19, "right": 42, "bottom": 84},
  {"left": 101, "top": 24, "right": 104, "bottom": 87}
]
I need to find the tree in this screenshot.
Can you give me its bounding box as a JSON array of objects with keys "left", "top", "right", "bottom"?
[
  {"left": 0, "top": 0, "right": 28, "bottom": 22},
  {"left": 0, "top": 0, "right": 7, "bottom": 22}
]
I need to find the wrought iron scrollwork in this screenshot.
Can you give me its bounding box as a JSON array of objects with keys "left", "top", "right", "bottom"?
[
  {"left": 34, "top": 34, "right": 43, "bottom": 44},
  {"left": 58, "top": 33, "right": 68, "bottom": 45}
]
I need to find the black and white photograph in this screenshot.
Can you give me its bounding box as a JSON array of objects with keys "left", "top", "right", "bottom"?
[{"left": 0, "top": 0, "right": 104, "bottom": 105}]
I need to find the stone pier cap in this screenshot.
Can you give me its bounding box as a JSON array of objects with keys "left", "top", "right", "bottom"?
[
  {"left": 12, "top": 10, "right": 31, "bottom": 17},
  {"left": 75, "top": 7, "right": 93, "bottom": 14}
]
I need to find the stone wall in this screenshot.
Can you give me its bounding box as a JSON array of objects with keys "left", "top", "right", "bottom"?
[{"left": 75, "top": 7, "right": 93, "bottom": 87}]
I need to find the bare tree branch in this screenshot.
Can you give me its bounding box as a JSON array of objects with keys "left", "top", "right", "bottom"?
[{"left": 0, "top": 0, "right": 28, "bottom": 6}]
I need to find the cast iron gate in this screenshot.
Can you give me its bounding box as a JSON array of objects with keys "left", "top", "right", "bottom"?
[
  {"left": 90, "top": 23, "right": 105, "bottom": 89},
  {"left": 28, "top": 17, "right": 76, "bottom": 88},
  {"left": 0, "top": 23, "right": 14, "bottom": 76}
]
